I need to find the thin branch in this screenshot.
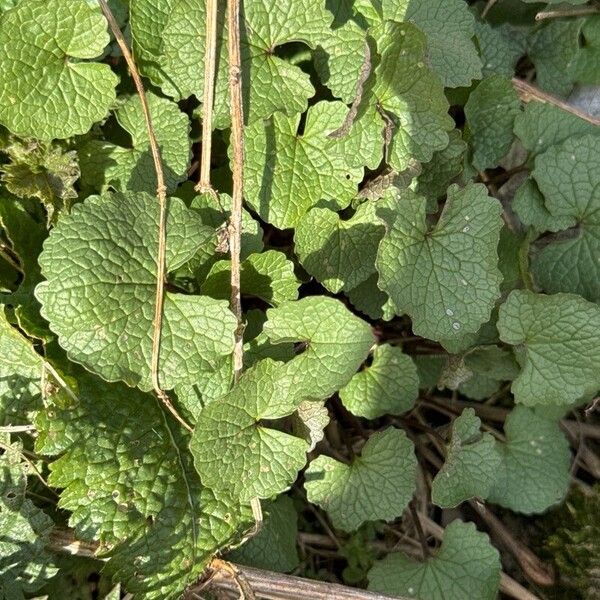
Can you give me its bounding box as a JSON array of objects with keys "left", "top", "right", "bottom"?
[
  {"left": 97, "top": 0, "right": 191, "bottom": 433},
  {"left": 482, "top": 0, "right": 500, "bottom": 18},
  {"left": 0, "top": 424, "right": 36, "bottom": 434},
  {"left": 408, "top": 500, "right": 429, "bottom": 560},
  {"left": 470, "top": 501, "right": 554, "bottom": 587},
  {"left": 47, "top": 528, "right": 406, "bottom": 600},
  {"left": 189, "top": 563, "right": 408, "bottom": 600},
  {"left": 227, "top": 0, "right": 245, "bottom": 382},
  {"left": 512, "top": 77, "right": 600, "bottom": 127},
  {"left": 536, "top": 6, "right": 600, "bottom": 20},
  {"left": 196, "top": 0, "right": 219, "bottom": 194}
]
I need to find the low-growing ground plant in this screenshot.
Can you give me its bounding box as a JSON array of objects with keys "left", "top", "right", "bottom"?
[{"left": 0, "top": 0, "right": 599, "bottom": 598}]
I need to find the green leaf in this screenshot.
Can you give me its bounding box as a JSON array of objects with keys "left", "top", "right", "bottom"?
[
  {"left": 190, "top": 358, "right": 309, "bottom": 502},
  {"left": 431, "top": 409, "right": 502, "bottom": 508},
  {"left": 403, "top": 0, "right": 482, "bottom": 88},
  {"left": 263, "top": 296, "right": 375, "bottom": 401},
  {"left": 573, "top": 16, "right": 600, "bottom": 84},
  {"left": 295, "top": 202, "right": 384, "bottom": 294},
  {"left": 528, "top": 19, "right": 584, "bottom": 96},
  {"left": 0, "top": 138, "right": 79, "bottom": 222},
  {"left": 487, "top": 406, "right": 571, "bottom": 514},
  {"left": 244, "top": 101, "right": 363, "bottom": 229},
  {"left": 514, "top": 101, "right": 598, "bottom": 157},
  {"left": 512, "top": 179, "right": 572, "bottom": 233},
  {"left": 377, "top": 184, "right": 503, "bottom": 342},
  {"left": 304, "top": 428, "right": 416, "bottom": 531},
  {"left": 457, "top": 345, "right": 519, "bottom": 401},
  {"left": 367, "top": 20, "right": 454, "bottom": 171},
  {"left": 360, "top": 0, "right": 483, "bottom": 87},
  {"left": 368, "top": 520, "right": 501, "bottom": 600},
  {"left": 35, "top": 371, "right": 249, "bottom": 599},
  {"left": 0, "top": 196, "right": 47, "bottom": 337},
  {"left": 410, "top": 130, "right": 466, "bottom": 201},
  {"left": 0, "top": 309, "right": 42, "bottom": 425},
  {"left": 201, "top": 250, "right": 300, "bottom": 307},
  {"left": 530, "top": 133, "right": 600, "bottom": 302},
  {"left": 314, "top": 2, "right": 368, "bottom": 103},
  {"left": 0, "top": 0, "right": 117, "bottom": 139},
  {"left": 347, "top": 273, "right": 396, "bottom": 321},
  {"left": 339, "top": 344, "right": 418, "bottom": 419},
  {"left": 131, "top": 0, "right": 332, "bottom": 126},
  {"left": 36, "top": 192, "right": 237, "bottom": 391},
  {"left": 79, "top": 93, "right": 191, "bottom": 194},
  {"left": 474, "top": 20, "right": 527, "bottom": 78},
  {"left": 0, "top": 438, "right": 58, "bottom": 598},
  {"left": 464, "top": 75, "right": 521, "bottom": 171},
  {"left": 498, "top": 290, "right": 600, "bottom": 406},
  {"left": 226, "top": 495, "right": 300, "bottom": 573}
]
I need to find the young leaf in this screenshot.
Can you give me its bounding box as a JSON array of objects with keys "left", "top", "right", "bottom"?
[
  {"left": 130, "top": 0, "right": 332, "bottom": 126},
  {"left": 0, "top": 310, "right": 42, "bottom": 425},
  {"left": 36, "top": 192, "right": 237, "bottom": 390},
  {"left": 292, "top": 399, "right": 330, "bottom": 452},
  {"left": 0, "top": 138, "right": 79, "bottom": 221},
  {"left": 339, "top": 344, "right": 418, "bottom": 419},
  {"left": 294, "top": 202, "right": 384, "bottom": 294},
  {"left": 498, "top": 290, "right": 600, "bottom": 406},
  {"left": 190, "top": 359, "right": 309, "bottom": 502},
  {"left": 79, "top": 93, "right": 191, "bottom": 194},
  {"left": 244, "top": 101, "right": 363, "bottom": 229},
  {"left": 263, "top": 296, "right": 375, "bottom": 401},
  {"left": 464, "top": 75, "right": 521, "bottom": 171},
  {"left": 512, "top": 179, "right": 573, "bottom": 233},
  {"left": 368, "top": 520, "right": 501, "bottom": 600},
  {"left": 0, "top": 196, "right": 46, "bottom": 335},
  {"left": 0, "top": 441, "right": 57, "bottom": 598},
  {"left": 431, "top": 409, "right": 502, "bottom": 508},
  {"left": 201, "top": 250, "right": 300, "bottom": 307},
  {"left": 377, "top": 184, "right": 503, "bottom": 342},
  {"left": 0, "top": 0, "right": 117, "bottom": 139},
  {"left": 304, "top": 428, "right": 417, "bottom": 531},
  {"left": 530, "top": 133, "right": 600, "bottom": 302},
  {"left": 226, "top": 495, "right": 300, "bottom": 573},
  {"left": 487, "top": 406, "right": 571, "bottom": 514}
]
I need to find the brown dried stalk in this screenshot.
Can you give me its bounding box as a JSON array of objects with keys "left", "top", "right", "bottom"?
[
  {"left": 196, "top": 0, "right": 220, "bottom": 194},
  {"left": 97, "top": 0, "right": 191, "bottom": 432}
]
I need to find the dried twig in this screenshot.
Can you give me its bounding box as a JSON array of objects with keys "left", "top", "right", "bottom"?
[
  {"left": 226, "top": 0, "right": 262, "bottom": 537},
  {"left": 97, "top": 0, "right": 191, "bottom": 432},
  {"left": 189, "top": 563, "right": 407, "bottom": 600},
  {"left": 511, "top": 77, "right": 600, "bottom": 127},
  {"left": 482, "top": 0, "right": 500, "bottom": 18},
  {"left": 196, "top": 0, "right": 220, "bottom": 194},
  {"left": 536, "top": 6, "right": 600, "bottom": 20},
  {"left": 227, "top": 0, "right": 245, "bottom": 382},
  {"left": 47, "top": 528, "right": 405, "bottom": 600}
]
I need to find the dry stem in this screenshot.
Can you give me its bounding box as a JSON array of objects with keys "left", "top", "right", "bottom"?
[
  {"left": 227, "top": 0, "right": 245, "bottom": 382},
  {"left": 97, "top": 0, "right": 191, "bottom": 432},
  {"left": 536, "top": 6, "right": 600, "bottom": 20},
  {"left": 196, "top": 0, "right": 220, "bottom": 194},
  {"left": 512, "top": 77, "right": 600, "bottom": 127}
]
